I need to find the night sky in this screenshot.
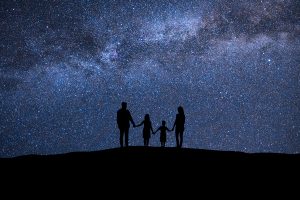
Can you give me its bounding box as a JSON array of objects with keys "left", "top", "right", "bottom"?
[{"left": 1, "top": 0, "right": 299, "bottom": 157}]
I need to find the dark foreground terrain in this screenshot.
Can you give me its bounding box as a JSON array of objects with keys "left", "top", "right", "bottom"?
[
  {"left": 2, "top": 147, "right": 299, "bottom": 170},
  {"left": 1, "top": 147, "right": 299, "bottom": 193}
]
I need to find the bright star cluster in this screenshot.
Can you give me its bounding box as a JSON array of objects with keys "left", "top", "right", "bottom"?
[{"left": 1, "top": 0, "right": 299, "bottom": 157}]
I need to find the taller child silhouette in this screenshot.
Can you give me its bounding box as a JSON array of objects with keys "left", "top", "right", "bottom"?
[
  {"left": 135, "top": 114, "right": 154, "bottom": 147},
  {"left": 117, "top": 102, "right": 135, "bottom": 147}
]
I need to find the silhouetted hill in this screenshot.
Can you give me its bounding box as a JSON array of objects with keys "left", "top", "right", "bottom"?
[
  {"left": 2, "top": 147, "right": 299, "bottom": 168},
  {"left": 1, "top": 147, "right": 299, "bottom": 191}
]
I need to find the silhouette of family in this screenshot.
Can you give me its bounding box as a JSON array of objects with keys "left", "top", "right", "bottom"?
[{"left": 117, "top": 102, "right": 185, "bottom": 148}]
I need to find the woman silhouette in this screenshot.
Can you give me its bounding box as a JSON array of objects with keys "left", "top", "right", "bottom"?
[{"left": 172, "top": 106, "right": 185, "bottom": 148}]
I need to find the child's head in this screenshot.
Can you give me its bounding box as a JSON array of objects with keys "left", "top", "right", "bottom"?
[
  {"left": 162, "top": 120, "right": 166, "bottom": 126},
  {"left": 145, "top": 114, "right": 150, "bottom": 121}
]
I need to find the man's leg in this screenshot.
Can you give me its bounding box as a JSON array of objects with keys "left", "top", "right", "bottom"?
[
  {"left": 120, "top": 129, "right": 124, "bottom": 147},
  {"left": 125, "top": 128, "right": 129, "bottom": 147}
]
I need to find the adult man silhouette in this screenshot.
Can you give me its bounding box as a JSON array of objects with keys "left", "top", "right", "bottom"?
[{"left": 117, "top": 102, "right": 135, "bottom": 147}]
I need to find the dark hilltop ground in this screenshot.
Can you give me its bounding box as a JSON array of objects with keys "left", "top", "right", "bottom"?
[
  {"left": 2, "top": 146, "right": 299, "bottom": 170},
  {"left": 1, "top": 147, "right": 299, "bottom": 192}
]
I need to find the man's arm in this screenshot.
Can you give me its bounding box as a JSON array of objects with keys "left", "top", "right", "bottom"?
[
  {"left": 128, "top": 111, "right": 135, "bottom": 126},
  {"left": 135, "top": 121, "right": 143, "bottom": 128}
]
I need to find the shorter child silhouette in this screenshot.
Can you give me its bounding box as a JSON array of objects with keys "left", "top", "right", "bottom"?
[
  {"left": 153, "top": 120, "right": 171, "bottom": 147},
  {"left": 135, "top": 114, "right": 154, "bottom": 146}
]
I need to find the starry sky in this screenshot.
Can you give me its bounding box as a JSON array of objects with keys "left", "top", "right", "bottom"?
[{"left": 1, "top": 0, "right": 299, "bottom": 157}]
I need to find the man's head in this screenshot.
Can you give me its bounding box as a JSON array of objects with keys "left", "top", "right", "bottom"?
[
  {"left": 178, "top": 106, "right": 184, "bottom": 114},
  {"left": 145, "top": 114, "right": 150, "bottom": 121},
  {"left": 121, "top": 102, "right": 127, "bottom": 110},
  {"left": 162, "top": 120, "right": 166, "bottom": 126}
]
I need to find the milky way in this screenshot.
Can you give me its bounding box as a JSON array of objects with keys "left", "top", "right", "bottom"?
[{"left": 1, "top": 0, "right": 299, "bottom": 157}]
